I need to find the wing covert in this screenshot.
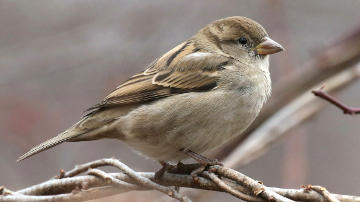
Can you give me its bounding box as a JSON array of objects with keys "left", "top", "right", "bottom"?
[{"left": 88, "top": 42, "right": 231, "bottom": 111}]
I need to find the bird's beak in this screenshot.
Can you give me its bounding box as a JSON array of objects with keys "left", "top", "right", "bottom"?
[{"left": 255, "top": 37, "right": 285, "bottom": 55}]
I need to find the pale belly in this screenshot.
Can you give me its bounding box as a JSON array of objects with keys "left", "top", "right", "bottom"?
[{"left": 116, "top": 89, "right": 266, "bottom": 162}]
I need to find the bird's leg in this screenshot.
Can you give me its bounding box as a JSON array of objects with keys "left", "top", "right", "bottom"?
[
  {"left": 180, "top": 148, "right": 223, "bottom": 177},
  {"left": 154, "top": 161, "right": 182, "bottom": 191},
  {"left": 181, "top": 148, "right": 223, "bottom": 166},
  {"left": 154, "top": 161, "right": 176, "bottom": 180},
  {"left": 176, "top": 161, "right": 186, "bottom": 170}
]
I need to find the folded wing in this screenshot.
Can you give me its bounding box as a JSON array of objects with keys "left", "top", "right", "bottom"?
[{"left": 89, "top": 41, "right": 230, "bottom": 110}]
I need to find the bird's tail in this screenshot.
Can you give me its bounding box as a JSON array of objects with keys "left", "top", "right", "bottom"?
[
  {"left": 17, "top": 109, "right": 121, "bottom": 162},
  {"left": 17, "top": 130, "right": 84, "bottom": 162}
]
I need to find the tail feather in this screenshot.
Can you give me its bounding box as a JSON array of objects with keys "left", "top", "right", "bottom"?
[
  {"left": 17, "top": 110, "right": 121, "bottom": 162},
  {"left": 17, "top": 131, "right": 83, "bottom": 162}
]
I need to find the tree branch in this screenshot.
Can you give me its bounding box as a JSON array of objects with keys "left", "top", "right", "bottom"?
[
  {"left": 312, "top": 87, "right": 360, "bottom": 115},
  {"left": 1, "top": 158, "right": 359, "bottom": 202}
]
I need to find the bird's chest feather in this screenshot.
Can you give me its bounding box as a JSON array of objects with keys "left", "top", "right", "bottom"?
[{"left": 118, "top": 76, "right": 269, "bottom": 161}]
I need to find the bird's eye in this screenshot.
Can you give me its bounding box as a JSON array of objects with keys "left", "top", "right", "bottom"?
[{"left": 238, "top": 37, "right": 248, "bottom": 45}]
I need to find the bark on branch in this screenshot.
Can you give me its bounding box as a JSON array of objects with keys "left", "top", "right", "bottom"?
[
  {"left": 312, "top": 87, "right": 360, "bottom": 115},
  {"left": 1, "top": 158, "right": 359, "bottom": 202}
]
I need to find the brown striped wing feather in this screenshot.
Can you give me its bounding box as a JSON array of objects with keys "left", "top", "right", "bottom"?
[{"left": 88, "top": 41, "right": 230, "bottom": 110}]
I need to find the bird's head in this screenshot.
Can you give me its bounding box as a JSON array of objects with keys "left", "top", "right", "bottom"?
[{"left": 195, "top": 16, "right": 284, "bottom": 60}]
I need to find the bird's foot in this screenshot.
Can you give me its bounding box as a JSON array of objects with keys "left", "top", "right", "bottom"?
[
  {"left": 180, "top": 148, "right": 223, "bottom": 177},
  {"left": 154, "top": 161, "right": 176, "bottom": 180},
  {"left": 155, "top": 149, "right": 224, "bottom": 181}
]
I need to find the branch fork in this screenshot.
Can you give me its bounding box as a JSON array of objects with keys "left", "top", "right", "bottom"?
[{"left": 312, "top": 87, "right": 360, "bottom": 115}]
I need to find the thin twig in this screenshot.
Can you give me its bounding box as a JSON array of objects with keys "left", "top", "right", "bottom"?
[
  {"left": 308, "top": 185, "right": 341, "bottom": 202},
  {"left": 2, "top": 186, "right": 124, "bottom": 202},
  {"left": 210, "top": 165, "right": 294, "bottom": 202},
  {"left": 202, "top": 171, "right": 263, "bottom": 202},
  {"left": 312, "top": 88, "right": 360, "bottom": 115},
  {"left": 271, "top": 186, "right": 360, "bottom": 202},
  {"left": 87, "top": 168, "right": 140, "bottom": 190},
  {"left": 60, "top": 158, "right": 117, "bottom": 178},
  {"left": 99, "top": 159, "right": 191, "bottom": 202}
]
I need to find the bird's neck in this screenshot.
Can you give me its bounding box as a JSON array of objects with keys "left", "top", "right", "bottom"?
[{"left": 253, "top": 56, "right": 271, "bottom": 101}]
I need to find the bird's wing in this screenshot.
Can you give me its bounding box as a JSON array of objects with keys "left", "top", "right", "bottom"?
[{"left": 88, "top": 41, "right": 230, "bottom": 110}]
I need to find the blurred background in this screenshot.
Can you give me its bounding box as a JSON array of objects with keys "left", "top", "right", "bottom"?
[{"left": 1, "top": 0, "right": 360, "bottom": 201}]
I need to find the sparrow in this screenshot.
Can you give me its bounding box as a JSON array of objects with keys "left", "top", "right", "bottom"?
[{"left": 18, "top": 16, "right": 284, "bottom": 165}]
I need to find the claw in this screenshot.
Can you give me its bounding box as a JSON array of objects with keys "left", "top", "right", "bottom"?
[{"left": 154, "top": 161, "right": 175, "bottom": 180}]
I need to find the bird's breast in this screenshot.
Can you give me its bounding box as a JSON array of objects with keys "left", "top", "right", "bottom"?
[{"left": 116, "top": 82, "right": 269, "bottom": 161}]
